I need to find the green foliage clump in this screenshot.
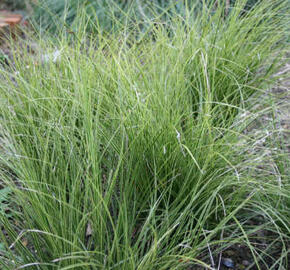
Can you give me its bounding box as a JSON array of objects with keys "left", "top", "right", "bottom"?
[{"left": 0, "top": 0, "right": 289, "bottom": 269}]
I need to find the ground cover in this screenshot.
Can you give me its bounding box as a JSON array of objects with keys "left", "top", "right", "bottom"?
[{"left": 0, "top": 0, "right": 289, "bottom": 269}]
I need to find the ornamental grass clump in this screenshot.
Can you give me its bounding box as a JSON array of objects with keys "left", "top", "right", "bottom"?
[{"left": 0, "top": 0, "right": 289, "bottom": 269}]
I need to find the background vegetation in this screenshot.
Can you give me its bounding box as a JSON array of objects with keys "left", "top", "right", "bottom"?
[{"left": 31, "top": 0, "right": 262, "bottom": 33}]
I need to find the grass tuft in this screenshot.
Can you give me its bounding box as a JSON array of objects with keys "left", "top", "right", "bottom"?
[{"left": 0, "top": 0, "right": 289, "bottom": 269}]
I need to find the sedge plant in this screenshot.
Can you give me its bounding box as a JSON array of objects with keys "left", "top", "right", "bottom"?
[{"left": 0, "top": 0, "right": 289, "bottom": 269}]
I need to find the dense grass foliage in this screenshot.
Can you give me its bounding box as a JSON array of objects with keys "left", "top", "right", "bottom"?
[
  {"left": 31, "top": 0, "right": 262, "bottom": 33},
  {"left": 0, "top": 0, "right": 289, "bottom": 269},
  {"left": 32, "top": 0, "right": 199, "bottom": 33}
]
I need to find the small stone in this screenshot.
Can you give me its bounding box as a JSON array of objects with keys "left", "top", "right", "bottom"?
[{"left": 222, "top": 258, "right": 235, "bottom": 268}]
